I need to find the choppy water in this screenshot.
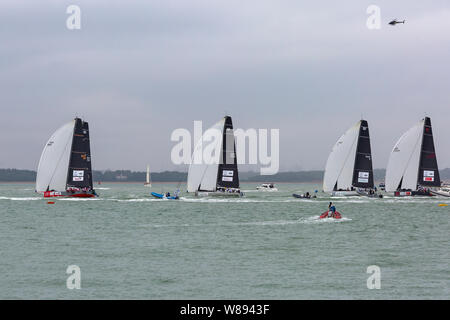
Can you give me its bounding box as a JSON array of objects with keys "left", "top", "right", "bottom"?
[{"left": 0, "top": 183, "right": 448, "bottom": 299}]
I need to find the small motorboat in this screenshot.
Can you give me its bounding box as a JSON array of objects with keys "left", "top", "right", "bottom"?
[
  {"left": 356, "top": 189, "right": 383, "bottom": 198},
  {"left": 430, "top": 187, "right": 450, "bottom": 197},
  {"left": 256, "top": 183, "right": 278, "bottom": 191},
  {"left": 292, "top": 193, "right": 316, "bottom": 199},
  {"left": 151, "top": 192, "right": 179, "bottom": 200},
  {"left": 319, "top": 211, "right": 342, "bottom": 219},
  {"left": 330, "top": 190, "right": 359, "bottom": 197}
]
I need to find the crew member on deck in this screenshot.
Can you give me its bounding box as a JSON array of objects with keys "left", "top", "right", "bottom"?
[{"left": 328, "top": 202, "right": 336, "bottom": 218}]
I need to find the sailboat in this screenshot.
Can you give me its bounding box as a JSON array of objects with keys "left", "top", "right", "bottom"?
[
  {"left": 323, "top": 120, "right": 378, "bottom": 197},
  {"left": 144, "top": 165, "right": 152, "bottom": 187},
  {"left": 187, "top": 116, "right": 243, "bottom": 197},
  {"left": 385, "top": 117, "right": 440, "bottom": 196},
  {"left": 35, "top": 118, "right": 97, "bottom": 198}
]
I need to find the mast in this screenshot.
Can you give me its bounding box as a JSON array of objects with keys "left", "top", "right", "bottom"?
[
  {"left": 66, "top": 118, "right": 93, "bottom": 190},
  {"left": 216, "top": 116, "right": 240, "bottom": 189},
  {"left": 351, "top": 120, "right": 374, "bottom": 189},
  {"left": 417, "top": 117, "right": 440, "bottom": 188}
]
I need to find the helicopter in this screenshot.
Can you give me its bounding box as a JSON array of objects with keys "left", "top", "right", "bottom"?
[{"left": 389, "top": 19, "right": 405, "bottom": 25}]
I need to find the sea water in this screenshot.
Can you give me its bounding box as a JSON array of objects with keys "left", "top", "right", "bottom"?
[{"left": 0, "top": 183, "right": 448, "bottom": 299}]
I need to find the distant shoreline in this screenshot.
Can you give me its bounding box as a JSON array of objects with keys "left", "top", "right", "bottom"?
[
  {"left": 2, "top": 168, "right": 450, "bottom": 184},
  {"left": 0, "top": 181, "right": 324, "bottom": 184},
  {"left": 0, "top": 180, "right": 379, "bottom": 184}
]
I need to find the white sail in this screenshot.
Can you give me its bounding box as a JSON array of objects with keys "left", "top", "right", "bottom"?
[
  {"left": 323, "top": 121, "right": 361, "bottom": 192},
  {"left": 36, "top": 120, "right": 75, "bottom": 192},
  {"left": 145, "top": 164, "right": 151, "bottom": 186},
  {"left": 187, "top": 118, "right": 225, "bottom": 192},
  {"left": 385, "top": 120, "right": 424, "bottom": 192}
]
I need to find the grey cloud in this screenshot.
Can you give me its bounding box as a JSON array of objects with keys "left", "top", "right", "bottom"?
[{"left": 1, "top": 0, "right": 449, "bottom": 172}]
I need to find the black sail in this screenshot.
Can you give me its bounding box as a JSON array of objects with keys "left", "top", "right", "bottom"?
[
  {"left": 66, "top": 118, "right": 93, "bottom": 190},
  {"left": 352, "top": 120, "right": 374, "bottom": 189},
  {"left": 418, "top": 117, "right": 440, "bottom": 187},
  {"left": 216, "top": 116, "right": 240, "bottom": 189}
]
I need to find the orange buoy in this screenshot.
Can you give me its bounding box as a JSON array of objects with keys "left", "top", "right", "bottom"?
[{"left": 47, "top": 201, "right": 55, "bottom": 204}]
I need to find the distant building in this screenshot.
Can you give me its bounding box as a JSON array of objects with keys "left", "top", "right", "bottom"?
[{"left": 115, "top": 173, "right": 128, "bottom": 180}]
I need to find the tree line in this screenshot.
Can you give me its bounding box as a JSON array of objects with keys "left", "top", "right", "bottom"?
[{"left": 1, "top": 168, "right": 450, "bottom": 183}]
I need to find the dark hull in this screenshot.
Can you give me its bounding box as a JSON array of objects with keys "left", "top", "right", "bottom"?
[
  {"left": 43, "top": 191, "right": 97, "bottom": 198},
  {"left": 394, "top": 190, "right": 434, "bottom": 197},
  {"left": 195, "top": 190, "right": 243, "bottom": 197}
]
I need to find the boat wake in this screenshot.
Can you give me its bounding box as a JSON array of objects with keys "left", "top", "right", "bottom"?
[
  {"left": 382, "top": 197, "right": 450, "bottom": 203},
  {"left": 148, "top": 216, "right": 352, "bottom": 229},
  {"left": 114, "top": 198, "right": 165, "bottom": 202},
  {"left": 58, "top": 197, "right": 101, "bottom": 201},
  {"left": 299, "top": 216, "right": 352, "bottom": 223},
  {"left": 0, "top": 196, "right": 41, "bottom": 201},
  {"left": 180, "top": 197, "right": 259, "bottom": 203},
  {"left": 149, "top": 220, "right": 302, "bottom": 228}
]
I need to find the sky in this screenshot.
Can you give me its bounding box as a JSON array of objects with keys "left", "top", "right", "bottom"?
[{"left": 1, "top": 0, "right": 450, "bottom": 173}]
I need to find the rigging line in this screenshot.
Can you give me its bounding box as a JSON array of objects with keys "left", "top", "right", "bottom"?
[
  {"left": 335, "top": 130, "right": 359, "bottom": 187},
  {"left": 47, "top": 131, "right": 73, "bottom": 189},
  {"left": 400, "top": 123, "right": 423, "bottom": 186},
  {"left": 198, "top": 158, "right": 213, "bottom": 190},
  {"left": 199, "top": 138, "right": 223, "bottom": 190},
  {"left": 195, "top": 119, "right": 225, "bottom": 190}
]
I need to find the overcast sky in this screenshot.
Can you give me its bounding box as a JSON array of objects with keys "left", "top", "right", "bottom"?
[{"left": 1, "top": 0, "right": 450, "bottom": 173}]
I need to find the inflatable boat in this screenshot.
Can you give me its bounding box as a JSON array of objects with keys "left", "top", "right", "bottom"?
[
  {"left": 151, "top": 192, "right": 179, "bottom": 200},
  {"left": 319, "top": 211, "right": 342, "bottom": 219}
]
